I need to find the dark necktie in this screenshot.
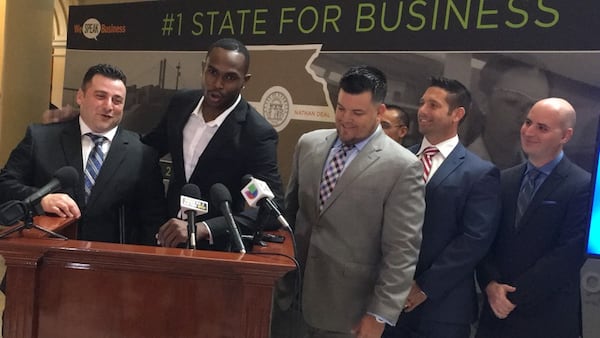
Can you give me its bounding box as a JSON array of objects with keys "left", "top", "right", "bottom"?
[
  {"left": 420, "top": 146, "right": 439, "bottom": 182},
  {"left": 319, "top": 144, "right": 353, "bottom": 211},
  {"left": 515, "top": 168, "right": 541, "bottom": 225},
  {"left": 84, "top": 133, "right": 106, "bottom": 202}
]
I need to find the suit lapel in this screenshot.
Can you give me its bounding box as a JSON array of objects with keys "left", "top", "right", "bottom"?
[
  {"left": 189, "top": 98, "right": 243, "bottom": 182},
  {"left": 172, "top": 95, "right": 200, "bottom": 182},
  {"left": 517, "top": 158, "right": 569, "bottom": 230},
  {"left": 60, "top": 119, "right": 85, "bottom": 205},
  {"left": 87, "top": 127, "right": 129, "bottom": 207},
  {"left": 320, "top": 131, "right": 383, "bottom": 214},
  {"left": 426, "top": 143, "right": 466, "bottom": 193},
  {"left": 313, "top": 132, "right": 337, "bottom": 213}
]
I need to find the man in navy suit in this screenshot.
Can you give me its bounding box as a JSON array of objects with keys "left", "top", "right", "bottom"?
[
  {"left": 384, "top": 77, "right": 501, "bottom": 338},
  {"left": 0, "top": 64, "right": 167, "bottom": 244},
  {"left": 149, "top": 38, "right": 283, "bottom": 250},
  {"left": 476, "top": 98, "right": 590, "bottom": 338}
]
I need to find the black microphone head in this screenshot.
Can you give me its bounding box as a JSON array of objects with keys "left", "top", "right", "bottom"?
[
  {"left": 54, "top": 166, "right": 79, "bottom": 189},
  {"left": 210, "top": 183, "right": 232, "bottom": 205},
  {"left": 181, "top": 183, "right": 201, "bottom": 199},
  {"left": 241, "top": 174, "right": 254, "bottom": 187}
]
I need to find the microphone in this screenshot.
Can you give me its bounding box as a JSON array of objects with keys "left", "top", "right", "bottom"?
[
  {"left": 180, "top": 183, "right": 208, "bottom": 249},
  {"left": 0, "top": 166, "right": 79, "bottom": 226},
  {"left": 210, "top": 183, "right": 246, "bottom": 254},
  {"left": 241, "top": 174, "right": 291, "bottom": 232},
  {"left": 24, "top": 166, "right": 79, "bottom": 207}
]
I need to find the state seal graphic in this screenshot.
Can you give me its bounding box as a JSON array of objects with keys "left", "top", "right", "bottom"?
[{"left": 259, "top": 86, "right": 293, "bottom": 132}]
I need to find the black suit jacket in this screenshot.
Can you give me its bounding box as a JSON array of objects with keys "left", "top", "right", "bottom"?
[
  {"left": 477, "top": 156, "right": 590, "bottom": 338},
  {"left": 0, "top": 118, "right": 168, "bottom": 244},
  {"left": 142, "top": 90, "right": 284, "bottom": 246},
  {"left": 392, "top": 143, "right": 500, "bottom": 329}
]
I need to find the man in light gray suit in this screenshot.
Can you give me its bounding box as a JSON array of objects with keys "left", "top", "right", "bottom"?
[{"left": 274, "top": 65, "right": 425, "bottom": 338}]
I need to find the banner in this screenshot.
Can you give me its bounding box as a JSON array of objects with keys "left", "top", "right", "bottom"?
[{"left": 64, "top": 0, "right": 600, "bottom": 179}]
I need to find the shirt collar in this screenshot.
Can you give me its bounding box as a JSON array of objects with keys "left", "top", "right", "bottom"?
[
  {"left": 191, "top": 94, "right": 242, "bottom": 127},
  {"left": 418, "top": 134, "right": 459, "bottom": 158},
  {"left": 526, "top": 150, "right": 564, "bottom": 177},
  {"left": 79, "top": 117, "right": 118, "bottom": 142},
  {"left": 334, "top": 125, "right": 382, "bottom": 151}
]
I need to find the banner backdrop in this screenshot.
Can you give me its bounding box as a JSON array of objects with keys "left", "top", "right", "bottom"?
[
  {"left": 64, "top": 0, "right": 599, "bottom": 183},
  {"left": 65, "top": 2, "right": 600, "bottom": 335}
]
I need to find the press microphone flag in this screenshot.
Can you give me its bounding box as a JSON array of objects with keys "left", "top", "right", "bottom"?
[
  {"left": 241, "top": 175, "right": 291, "bottom": 231},
  {"left": 180, "top": 184, "right": 207, "bottom": 249}
]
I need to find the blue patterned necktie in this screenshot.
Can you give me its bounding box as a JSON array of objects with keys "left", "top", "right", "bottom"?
[
  {"left": 84, "top": 133, "right": 106, "bottom": 202},
  {"left": 319, "top": 144, "right": 354, "bottom": 211},
  {"left": 515, "top": 168, "right": 541, "bottom": 225}
]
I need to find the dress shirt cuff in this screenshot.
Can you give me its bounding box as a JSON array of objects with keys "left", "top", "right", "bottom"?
[
  {"left": 367, "top": 312, "right": 392, "bottom": 326},
  {"left": 201, "top": 221, "right": 213, "bottom": 245}
]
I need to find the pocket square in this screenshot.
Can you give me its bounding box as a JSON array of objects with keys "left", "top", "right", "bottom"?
[{"left": 542, "top": 200, "right": 558, "bottom": 205}]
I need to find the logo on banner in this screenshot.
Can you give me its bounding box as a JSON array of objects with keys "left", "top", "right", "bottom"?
[
  {"left": 260, "top": 86, "right": 293, "bottom": 132},
  {"left": 74, "top": 18, "right": 127, "bottom": 40}
]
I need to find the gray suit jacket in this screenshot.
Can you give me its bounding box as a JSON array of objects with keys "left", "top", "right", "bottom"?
[{"left": 285, "top": 128, "right": 425, "bottom": 332}]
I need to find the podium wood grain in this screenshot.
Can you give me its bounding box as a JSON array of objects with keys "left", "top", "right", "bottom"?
[{"left": 0, "top": 216, "right": 295, "bottom": 338}]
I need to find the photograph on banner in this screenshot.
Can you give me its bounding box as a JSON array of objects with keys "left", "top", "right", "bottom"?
[{"left": 62, "top": 50, "right": 600, "bottom": 176}]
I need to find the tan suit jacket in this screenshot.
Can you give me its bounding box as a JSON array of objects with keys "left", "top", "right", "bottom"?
[{"left": 284, "top": 128, "right": 425, "bottom": 332}]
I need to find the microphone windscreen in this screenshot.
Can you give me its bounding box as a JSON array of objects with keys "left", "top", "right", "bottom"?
[
  {"left": 181, "top": 183, "right": 201, "bottom": 199},
  {"left": 241, "top": 174, "right": 253, "bottom": 187},
  {"left": 210, "top": 183, "right": 232, "bottom": 205},
  {"left": 54, "top": 166, "right": 79, "bottom": 189}
]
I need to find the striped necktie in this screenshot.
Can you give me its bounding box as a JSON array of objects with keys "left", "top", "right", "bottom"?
[
  {"left": 84, "top": 133, "right": 106, "bottom": 202},
  {"left": 420, "top": 146, "right": 439, "bottom": 182},
  {"left": 515, "top": 168, "right": 541, "bottom": 226},
  {"left": 319, "top": 144, "right": 353, "bottom": 211}
]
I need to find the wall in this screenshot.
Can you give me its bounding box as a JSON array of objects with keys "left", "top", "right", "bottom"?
[{"left": 0, "top": 0, "right": 54, "bottom": 165}]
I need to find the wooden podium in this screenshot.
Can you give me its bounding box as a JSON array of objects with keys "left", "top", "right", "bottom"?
[{"left": 0, "top": 217, "right": 296, "bottom": 338}]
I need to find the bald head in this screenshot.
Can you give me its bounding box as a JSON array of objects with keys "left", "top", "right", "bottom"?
[
  {"left": 521, "top": 97, "right": 576, "bottom": 167},
  {"left": 532, "top": 97, "right": 576, "bottom": 130}
]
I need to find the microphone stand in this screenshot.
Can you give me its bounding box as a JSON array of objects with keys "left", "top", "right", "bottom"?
[{"left": 0, "top": 202, "right": 68, "bottom": 240}]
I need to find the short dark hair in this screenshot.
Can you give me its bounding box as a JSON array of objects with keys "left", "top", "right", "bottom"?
[
  {"left": 429, "top": 76, "right": 472, "bottom": 118},
  {"left": 385, "top": 103, "right": 410, "bottom": 129},
  {"left": 207, "top": 38, "right": 250, "bottom": 73},
  {"left": 339, "top": 65, "right": 387, "bottom": 103},
  {"left": 479, "top": 55, "right": 550, "bottom": 96},
  {"left": 81, "top": 64, "right": 126, "bottom": 90}
]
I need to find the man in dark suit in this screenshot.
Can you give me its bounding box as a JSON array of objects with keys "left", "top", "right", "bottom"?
[
  {"left": 273, "top": 65, "right": 425, "bottom": 338},
  {"left": 0, "top": 64, "right": 167, "bottom": 244},
  {"left": 384, "top": 77, "right": 501, "bottom": 338},
  {"left": 476, "top": 98, "right": 590, "bottom": 338},
  {"left": 149, "top": 38, "right": 283, "bottom": 249}
]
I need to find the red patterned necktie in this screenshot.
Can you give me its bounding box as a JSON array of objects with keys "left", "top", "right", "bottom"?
[
  {"left": 420, "top": 146, "right": 439, "bottom": 182},
  {"left": 319, "top": 144, "right": 353, "bottom": 211}
]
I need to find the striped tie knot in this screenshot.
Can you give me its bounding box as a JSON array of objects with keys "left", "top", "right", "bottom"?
[{"left": 420, "top": 146, "right": 439, "bottom": 182}]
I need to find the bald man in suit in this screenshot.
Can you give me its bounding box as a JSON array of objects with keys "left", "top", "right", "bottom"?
[{"left": 476, "top": 98, "right": 590, "bottom": 338}]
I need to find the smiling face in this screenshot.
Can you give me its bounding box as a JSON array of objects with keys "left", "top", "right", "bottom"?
[
  {"left": 77, "top": 74, "right": 126, "bottom": 133},
  {"left": 417, "top": 86, "right": 464, "bottom": 144},
  {"left": 335, "top": 89, "right": 384, "bottom": 145},
  {"left": 520, "top": 99, "right": 573, "bottom": 167},
  {"left": 201, "top": 47, "right": 250, "bottom": 117}
]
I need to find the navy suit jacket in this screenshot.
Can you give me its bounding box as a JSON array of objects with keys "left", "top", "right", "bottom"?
[
  {"left": 142, "top": 90, "right": 284, "bottom": 245},
  {"left": 477, "top": 157, "right": 590, "bottom": 338},
  {"left": 399, "top": 142, "right": 501, "bottom": 325},
  {"left": 0, "top": 118, "right": 167, "bottom": 244}
]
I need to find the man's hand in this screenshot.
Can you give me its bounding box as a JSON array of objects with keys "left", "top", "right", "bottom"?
[
  {"left": 485, "top": 281, "right": 517, "bottom": 319},
  {"left": 40, "top": 193, "right": 81, "bottom": 218},
  {"left": 156, "top": 218, "right": 209, "bottom": 247},
  {"left": 352, "top": 314, "right": 385, "bottom": 338},
  {"left": 404, "top": 281, "right": 428, "bottom": 312}
]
